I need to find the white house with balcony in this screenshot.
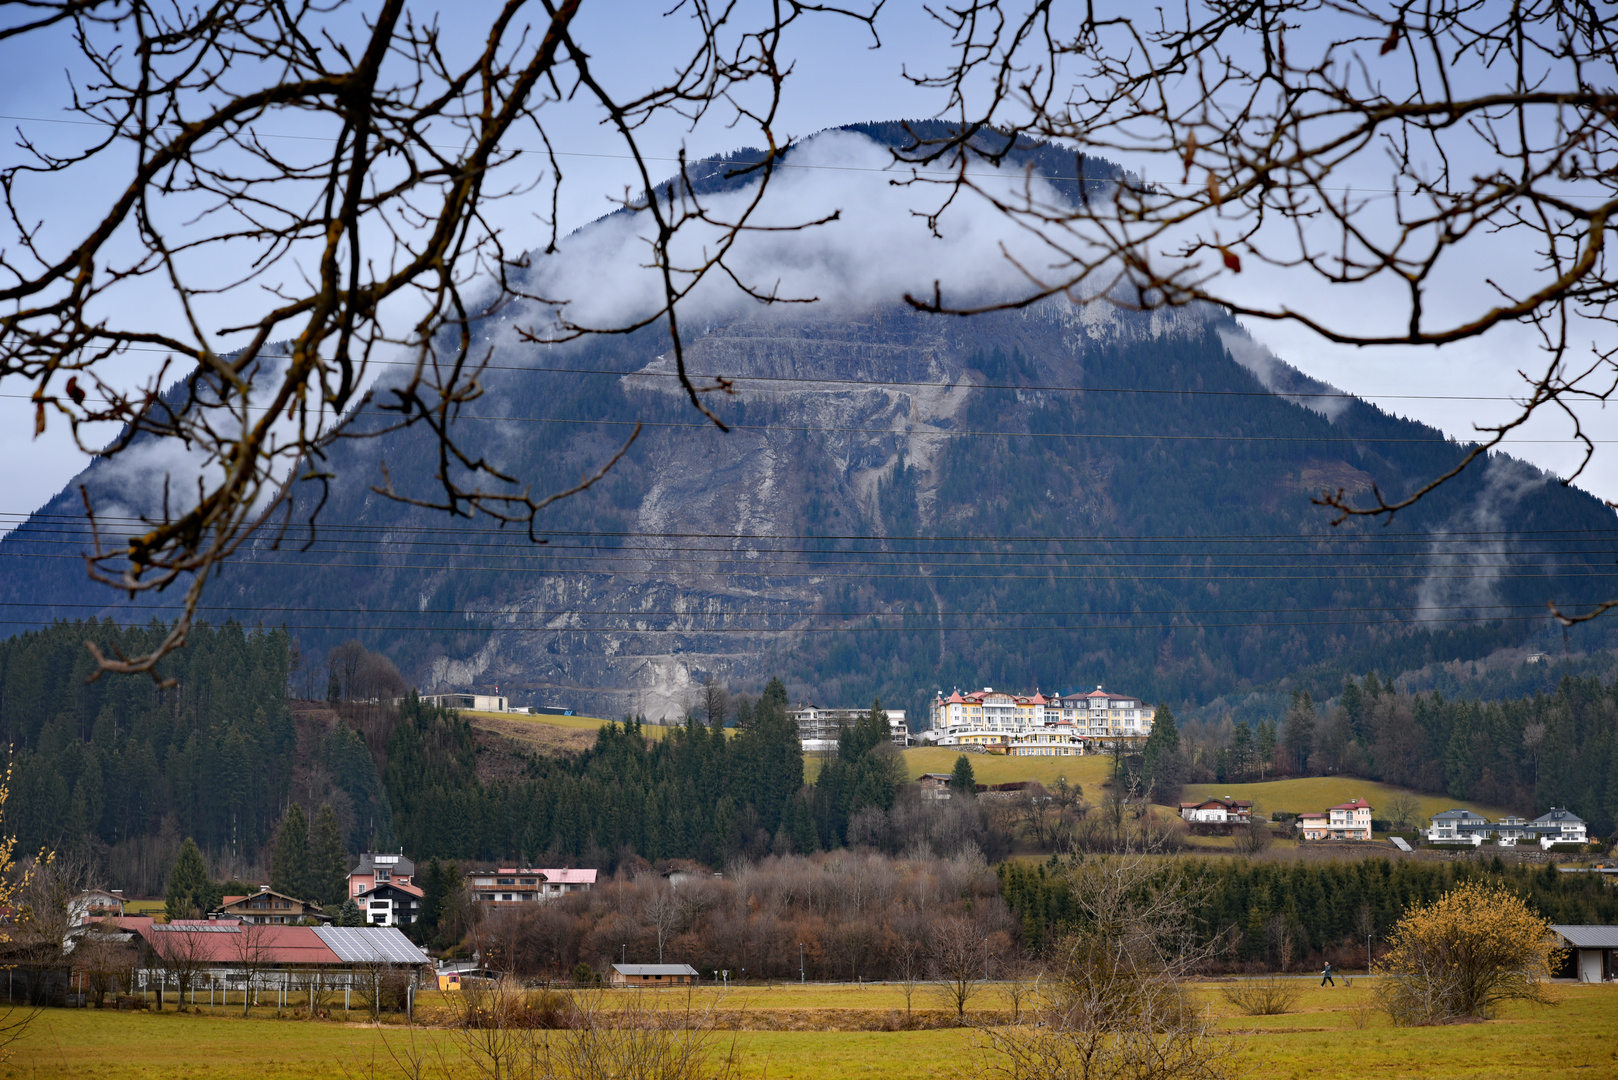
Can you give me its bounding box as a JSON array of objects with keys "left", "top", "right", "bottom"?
[{"left": 1426, "top": 809, "right": 1491, "bottom": 845}]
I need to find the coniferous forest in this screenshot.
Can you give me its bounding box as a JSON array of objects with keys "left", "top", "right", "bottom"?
[{"left": 11, "top": 617, "right": 1618, "bottom": 908}]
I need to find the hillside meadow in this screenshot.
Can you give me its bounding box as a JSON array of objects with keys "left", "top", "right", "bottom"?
[
  {"left": 10, "top": 981, "right": 1617, "bottom": 1079},
  {"left": 1180, "top": 777, "right": 1515, "bottom": 824}
]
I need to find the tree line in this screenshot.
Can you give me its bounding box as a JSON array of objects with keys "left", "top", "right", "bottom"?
[
  {"left": 1175, "top": 672, "right": 1618, "bottom": 834},
  {"left": 1000, "top": 854, "right": 1618, "bottom": 972}
]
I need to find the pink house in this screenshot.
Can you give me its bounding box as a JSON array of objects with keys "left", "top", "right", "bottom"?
[
  {"left": 1328, "top": 799, "right": 1374, "bottom": 840},
  {"left": 347, "top": 852, "right": 416, "bottom": 900}
]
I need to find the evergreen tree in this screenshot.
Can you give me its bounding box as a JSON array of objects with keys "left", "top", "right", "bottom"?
[
  {"left": 1256, "top": 720, "right": 1278, "bottom": 779},
  {"left": 270, "top": 803, "right": 310, "bottom": 899},
  {"left": 165, "top": 837, "right": 212, "bottom": 919},
  {"left": 337, "top": 897, "right": 365, "bottom": 926},
  {"left": 1283, "top": 691, "right": 1317, "bottom": 773},
  {"left": 951, "top": 754, "right": 978, "bottom": 797},
  {"left": 308, "top": 803, "right": 348, "bottom": 905},
  {"left": 1142, "top": 701, "right": 1181, "bottom": 785}
]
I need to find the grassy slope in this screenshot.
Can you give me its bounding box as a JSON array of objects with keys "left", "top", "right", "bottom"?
[
  {"left": 17, "top": 983, "right": 1618, "bottom": 1079},
  {"left": 1180, "top": 777, "right": 1514, "bottom": 823},
  {"left": 478, "top": 720, "right": 1499, "bottom": 828}
]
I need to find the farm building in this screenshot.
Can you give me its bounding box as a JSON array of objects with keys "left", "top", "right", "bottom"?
[
  {"left": 1552, "top": 925, "right": 1618, "bottom": 983},
  {"left": 611, "top": 963, "right": 698, "bottom": 987}
]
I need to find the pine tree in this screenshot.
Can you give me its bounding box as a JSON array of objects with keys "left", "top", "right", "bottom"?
[
  {"left": 1284, "top": 691, "right": 1317, "bottom": 774},
  {"left": 338, "top": 897, "right": 365, "bottom": 926},
  {"left": 308, "top": 803, "right": 348, "bottom": 905},
  {"left": 270, "top": 803, "right": 310, "bottom": 900},
  {"left": 951, "top": 754, "right": 978, "bottom": 798},
  {"left": 1256, "top": 720, "right": 1278, "bottom": 779},
  {"left": 1142, "top": 701, "right": 1181, "bottom": 778},
  {"left": 165, "top": 837, "right": 212, "bottom": 919}
]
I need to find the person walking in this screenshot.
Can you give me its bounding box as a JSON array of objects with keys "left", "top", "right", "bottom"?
[{"left": 1321, "top": 961, "right": 1335, "bottom": 987}]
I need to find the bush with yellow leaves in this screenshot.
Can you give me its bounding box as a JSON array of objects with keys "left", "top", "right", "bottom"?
[{"left": 1376, "top": 879, "right": 1564, "bottom": 1025}]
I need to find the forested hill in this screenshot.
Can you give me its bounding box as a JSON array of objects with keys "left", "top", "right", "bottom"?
[{"left": 1, "top": 125, "right": 1616, "bottom": 724}]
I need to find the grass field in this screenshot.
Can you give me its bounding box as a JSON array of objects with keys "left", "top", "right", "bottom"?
[
  {"left": 1180, "top": 777, "right": 1514, "bottom": 823},
  {"left": 898, "top": 748, "right": 1114, "bottom": 790},
  {"left": 12, "top": 981, "right": 1618, "bottom": 1079}
]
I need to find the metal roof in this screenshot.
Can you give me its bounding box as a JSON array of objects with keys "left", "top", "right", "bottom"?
[
  {"left": 314, "top": 926, "right": 427, "bottom": 965},
  {"left": 1552, "top": 925, "right": 1618, "bottom": 949},
  {"left": 612, "top": 964, "right": 698, "bottom": 976}
]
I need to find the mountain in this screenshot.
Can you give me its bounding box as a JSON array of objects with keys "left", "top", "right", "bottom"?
[{"left": 2, "top": 124, "right": 1614, "bottom": 723}]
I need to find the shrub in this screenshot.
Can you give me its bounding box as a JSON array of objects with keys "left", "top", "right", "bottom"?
[
  {"left": 1222, "top": 976, "right": 1300, "bottom": 1016},
  {"left": 1375, "top": 880, "right": 1563, "bottom": 1025}
]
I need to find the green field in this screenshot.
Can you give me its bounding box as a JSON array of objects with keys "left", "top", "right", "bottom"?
[
  {"left": 1181, "top": 777, "right": 1514, "bottom": 824},
  {"left": 12, "top": 981, "right": 1618, "bottom": 1079},
  {"left": 464, "top": 710, "right": 682, "bottom": 741},
  {"left": 898, "top": 748, "right": 1114, "bottom": 790}
]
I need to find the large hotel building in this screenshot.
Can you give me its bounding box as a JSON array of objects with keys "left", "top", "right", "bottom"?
[{"left": 923, "top": 686, "right": 1155, "bottom": 755}]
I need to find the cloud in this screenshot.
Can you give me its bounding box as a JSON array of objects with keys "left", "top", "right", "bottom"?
[
  {"left": 1414, "top": 455, "right": 1551, "bottom": 619},
  {"left": 511, "top": 130, "right": 1085, "bottom": 335},
  {"left": 1217, "top": 326, "right": 1352, "bottom": 422}
]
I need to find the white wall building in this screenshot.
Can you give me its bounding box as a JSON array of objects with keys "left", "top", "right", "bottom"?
[
  {"left": 791, "top": 705, "right": 908, "bottom": 752},
  {"left": 924, "top": 685, "right": 1154, "bottom": 753}
]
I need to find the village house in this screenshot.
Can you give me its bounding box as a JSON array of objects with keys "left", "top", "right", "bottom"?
[
  {"left": 356, "top": 881, "right": 423, "bottom": 927},
  {"left": 1423, "top": 807, "right": 1588, "bottom": 848},
  {"left": 1178, "top": 797, "right": 1253, "bottom": 829},
  {"left": 1327, "top": 799, "right": 1374, "bottom": 840},
  {"left": 69, "top": 889, "right": 126, "bottom": 924},
  {"left": 1295, "top": 799, "right": 1374, "bottom": 841},
  {"left": 218, "top": 886, "right": 325, "bottom": 925},
  {"left": 347, "top": 852, "right": 415, "bottom": 900},
  {"left": 467, "top": 867, "right": 598, "bottom": 905},
  {"left": 611, "top": 963, "right": 698, "bottom": 987},
  {"left": 1426, "top": 809, "right": 1492, "bottom": 845},
  {"left": 1532, "top": 807, "right": 1588, "bottom": 846},
  {"left": 917, "top": 773, "right": 955, "bottom": 800}
]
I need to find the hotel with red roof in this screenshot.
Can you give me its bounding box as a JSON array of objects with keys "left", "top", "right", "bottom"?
[{"left": 924, "top": 685, "right": 1155, "bottom": 755}]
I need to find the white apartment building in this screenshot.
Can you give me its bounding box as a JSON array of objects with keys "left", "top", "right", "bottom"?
[
  {"left": 923, "top": 685, "right": 1154, "bottom": 753},
  {"left": 791, "top": 705, "right": 909, "bottom": 752}
]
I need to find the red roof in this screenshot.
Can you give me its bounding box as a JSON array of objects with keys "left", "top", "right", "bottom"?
[
  {"left": 1030, "top": 692, "right": 1048, "bottom": 705},
  {"left": 1329, "top": 799, "right": 1374, "bottom": 811},
  {"left": 132, "top": 921, "right": 342, "bottom": 966}
]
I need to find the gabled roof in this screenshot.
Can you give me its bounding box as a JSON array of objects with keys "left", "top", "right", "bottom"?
[
  {"left": 1329, "top": 799, "right": 1374, "bottom": 812},
  {"left": 220, "top": 888, "right": 316, "bottom": 909},
  {"left": 1429, "top": 809, "right": 1485, "bottom": 821},
  {"left": 544, "top": 868, "right": 598, "bottom": 886},
  {"left": 1535, "top": 807, "right": 1586, "bottom": 825},
  {"left": 1552, "top": 925, "right": 1618, "bottom": 949},
  {"left": 358, "top": 881, "right": 424, "bottom": 899}
]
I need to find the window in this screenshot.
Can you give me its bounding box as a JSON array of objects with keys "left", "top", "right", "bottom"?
[
  {"left": 497, "top": 878, "right": 515, "bottom": 886},
  {"left": 520, "top": 878, "right": 536, "bottom": 885}
]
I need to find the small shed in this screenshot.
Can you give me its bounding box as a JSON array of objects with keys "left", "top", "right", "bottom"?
[
  {"left": 611, "top": 963, "right": 698, "bottom": 987},
  {"left": 1551, "top": 925, "right": 1618, "bottom": 982}
]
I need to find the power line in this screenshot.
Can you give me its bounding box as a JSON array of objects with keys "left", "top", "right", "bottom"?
[
  {"left": 0, "top": 611, "right": 1570, "bottom": 633},
  {"left": 5, "top": 549, "right": 1612, "bottom": 583},
  {"left": 7, "top": 512, "right": 1615, "bottom": 545},
  {"left": 3, "top": 393, "right": 1590, "bottom": 444},
  {"left": 3, "top": 345, "right": 1533, "bottom": 404},
  {"left": 0, "top": 599, "right": 1580, "bottom": 618}
]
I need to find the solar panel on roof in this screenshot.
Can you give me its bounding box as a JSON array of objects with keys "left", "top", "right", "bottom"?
[
  {"left": 314, "top": 926, "right": 425, "bottom": 964},
  {"left": 150, "top": 924, "right": 240, "bottom": 932}
]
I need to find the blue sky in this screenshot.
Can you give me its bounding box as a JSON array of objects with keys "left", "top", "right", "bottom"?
[{"left": 2, "top": 1, "right": 1613, "bottom": 518}]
